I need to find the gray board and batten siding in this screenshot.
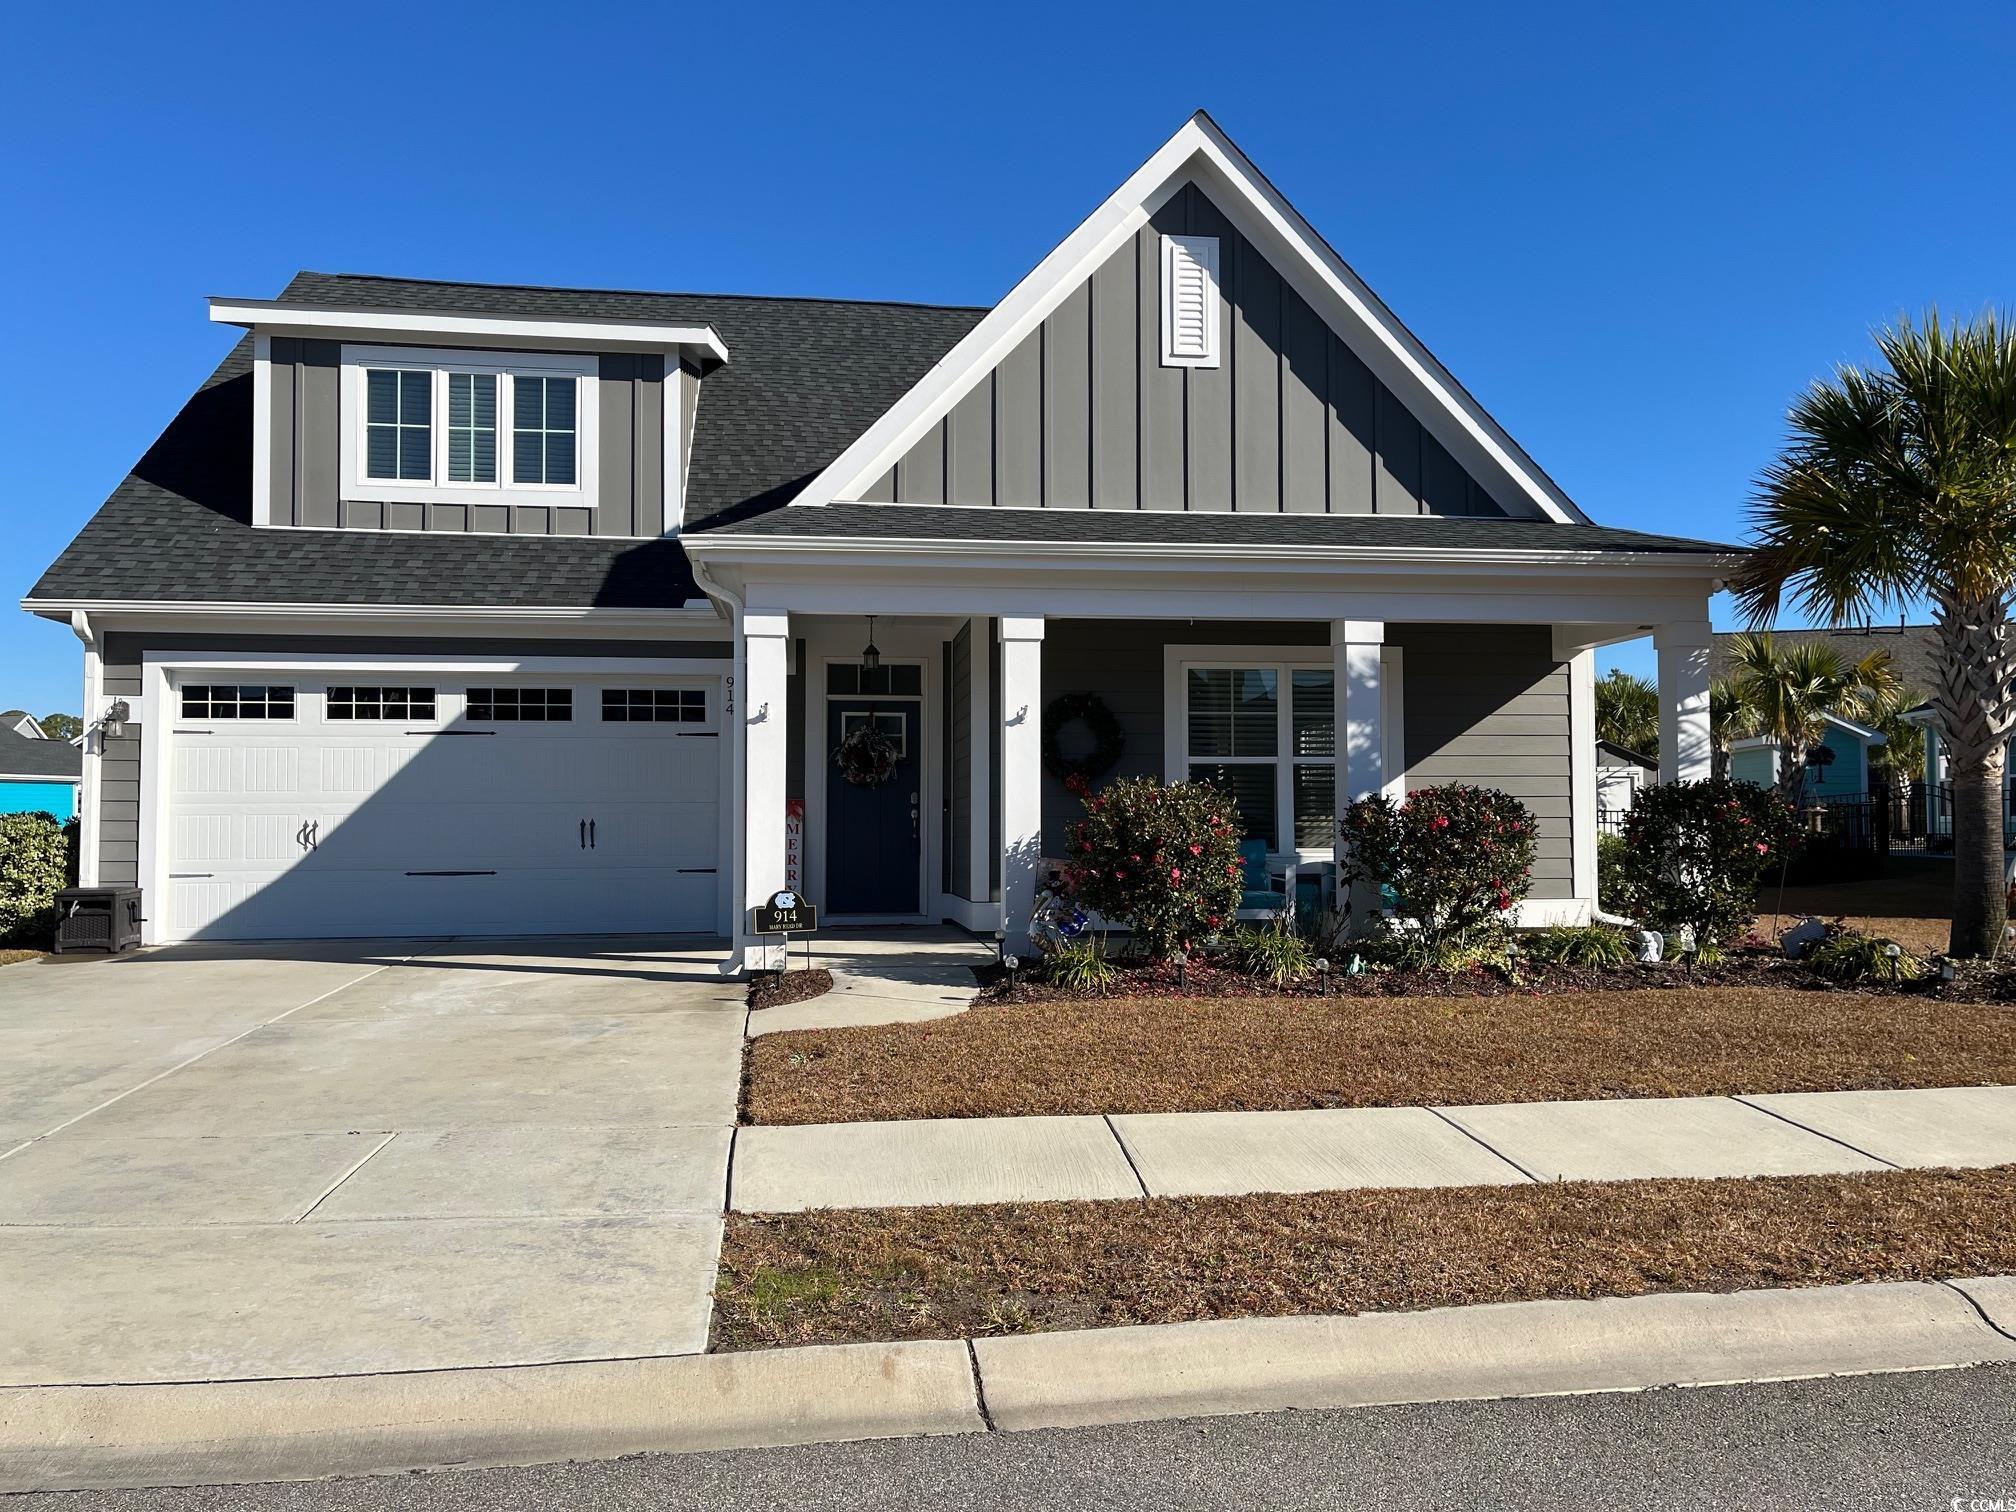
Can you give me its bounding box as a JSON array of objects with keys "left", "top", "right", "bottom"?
[
  {"left": 265, "top": 338, "right": 692, "bottom": 539},
  {"left": 1034, "top": 621, "right": 1574, "bottom": 901},
  {"left": 863, "top": 182, "right": 1515, "bottom": 519},
  {"left": 91, "top": 633, "right": 730, "bottom": 887}
]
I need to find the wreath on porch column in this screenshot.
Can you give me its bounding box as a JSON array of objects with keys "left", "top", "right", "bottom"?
[
  {"left": 833, "top": 721, "right": 900, "bottom": 787},
  {"left": 1042, "top": 692, "right": 1126, "bottom": 787}
]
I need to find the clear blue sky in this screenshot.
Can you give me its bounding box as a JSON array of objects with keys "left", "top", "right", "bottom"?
[{"left": 4, "top": 0, "right": 2011, "bottom": 715}]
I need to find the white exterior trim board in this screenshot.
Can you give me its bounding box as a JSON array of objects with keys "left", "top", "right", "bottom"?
[{"left": 210, "top": 300, "right": 730, "bottom": 364}]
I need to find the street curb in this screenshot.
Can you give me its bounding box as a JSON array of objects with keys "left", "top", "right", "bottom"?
[
  {"left": 0, "top": 1340, "right": 982, "bottom": 1494},
  {"left": 972, "top": 1280, "right": 2016, "bottom": 1432},
  {"left": 4, "top": 1279, "right": 2012, "bottom": 1493}
]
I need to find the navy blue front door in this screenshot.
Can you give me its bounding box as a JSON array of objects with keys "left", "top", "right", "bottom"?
[{"left": 826, "top": 699, "right": 921, "bottom": 914}]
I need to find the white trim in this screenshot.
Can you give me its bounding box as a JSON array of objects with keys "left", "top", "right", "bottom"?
[
  {"left": 251, "top": 335, "right": 273, "bottom": 528},
  {"left": 210, "top": 299, "right": 730, "bottom": 364},
  {"left": 75, "top": 620, "right": 101, "bottom": 886},
  {"left": 663, "top": 362, "right": 684, "bottom": 536},
  {"left": 142, "top": 652, "right": 727, "bottom": 676},
  {"left": 1379, "top": 645, "right": 1405, "bottom": 804},
  {"left": 338, "top": 345, "right": 600, "bottom": 511},
  {"left": 1161, "top": 644, "right": 1337, "bottom": 863},
  {"left": 0, "top": 774, "right": 80, "bottom": 786},
  {"left": 787, "top": 114, "right": 1588, "bottom": 525},
  {"left": 24, "top": 599, "right": 724, "bottom": 631},
  {"left": 1159, "top": 233, "right": 1221, "bottom": 367},
  {"left": 687, "top": 526, "right": 1736, "bottom": 572},
  {"left": 965, "top": 615, "right": 993, "bottom": 908},
  {"left": 1568, "top": 647, "right": 1597, "bottom": 905}
]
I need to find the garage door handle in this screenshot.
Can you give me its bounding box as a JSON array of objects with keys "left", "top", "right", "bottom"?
[
  {"left": 579, "top": 820, "right": 587, "bottom": 850},
  {"left": 589, "top": 819, "right": 597, "bottom": 849}
]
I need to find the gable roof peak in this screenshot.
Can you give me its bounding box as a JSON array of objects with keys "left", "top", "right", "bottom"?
[{"left": 787, "top": 112, "right": 1590, "bottom": 524}]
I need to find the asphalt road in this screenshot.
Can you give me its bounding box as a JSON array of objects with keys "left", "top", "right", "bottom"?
[{"left": 15, "top": 1365, "right": 2016, "bottom": 1512}]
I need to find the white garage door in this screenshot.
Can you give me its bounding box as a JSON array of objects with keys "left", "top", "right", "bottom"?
[{"left": 160, "top": 675, "right": 721, "bottom": 941}]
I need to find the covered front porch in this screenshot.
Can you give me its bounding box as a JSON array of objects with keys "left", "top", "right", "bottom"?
[{"left": 703, "top": 544, "right": 1723, "bottom": 971}]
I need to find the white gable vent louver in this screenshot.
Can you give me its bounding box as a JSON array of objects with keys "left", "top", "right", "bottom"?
[{"left": 1160, "top": 233, "right": 1221, "bottom": 368}]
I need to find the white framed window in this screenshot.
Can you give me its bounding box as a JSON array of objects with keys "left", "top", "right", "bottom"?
[
  {"left": 465, "top": 687, "right": 573, "bottom": 722},
  {"left": 1167, "top": 653, "right": 1334, "bottom": 854},
  {"left": 327, "top": 686, "right": 436, "bottom": 721},
  {"left": 340, "top": 345, "right": 599, "bottom": 509},
  {"left": 180, "top": 684, "right": 296, "bottom": 721},
  {"left": 1160, "top": 233, "right": 1221, "bottom": 368}
]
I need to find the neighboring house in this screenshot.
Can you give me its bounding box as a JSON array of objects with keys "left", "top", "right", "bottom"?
[
  {"left": 0, "top": 710, "right": 48, "bottom": 741},
  {"left": 23, "top": 113, "right": 1737, "bottom": 959},
  {"left": 1594, "top": 740, "right": 1656, "bottom": 822},
  {"left": 0, "top": 726, "right": 80, "bottom": 821},
  {"left": 1905, "top": 708, "right": 2016, "bottom": 844},
  {"left": 1709, "top": 624, "right": 1941, "bottom": 691},
  {"left": 1727, "top": 712, "right": 1886, "bottom": 801}
]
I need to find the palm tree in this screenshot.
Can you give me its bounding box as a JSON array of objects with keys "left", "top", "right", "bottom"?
[
  {"left": 1709, "top": 677, "right": 1754, "bottom": 780},
  {"left": 1733, "top": 310, "right": 2016, "bottom": 957},
  {"left": 1724, "top": 632, "right": 1898, "bottom": 802},
  {"left": 1594, "top": 670, "right": 1659, "bottom": 758},
  {"left": 1856, "top": 684, "right": 1929, "bottom": 794}
]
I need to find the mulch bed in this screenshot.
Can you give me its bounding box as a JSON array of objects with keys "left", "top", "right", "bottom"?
[
  {"left": 747, "top": 968, "right": 833, "bottom": 1011},
  {"left": 713, "top": 1165, "right": 2016, "bottom": 1351},
  {"left": 741, "top": 987, "right": 2016, "bottom": 1125}
]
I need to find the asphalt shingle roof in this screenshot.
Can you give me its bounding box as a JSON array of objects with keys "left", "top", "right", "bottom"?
[
  {"left": 30, "top": 269, "right": 1731, "bottom": 612},
  {"left": 695, "top": 501, "right": 1738, "bottom": 554},
  {"left": 0, "top": 727, "right": 80, "bottom": 780},
  {"left": 29, "top": 273, "right": 984, "bottom": 610}
]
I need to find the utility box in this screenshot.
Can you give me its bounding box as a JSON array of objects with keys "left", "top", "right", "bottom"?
[{"left": 52, "top": 887, "right": 144, "bottom": 955}]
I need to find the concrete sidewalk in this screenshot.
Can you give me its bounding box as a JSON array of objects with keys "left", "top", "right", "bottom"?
[
  {"left": 745, "top": 929, "right": 989, "bottom": 1036},
  {"left": 730, "top": 1085, "right": 2016, "bottom": 1212},
  {"left": 7, "top": 1277, "right": 2013, "bottom": 1492}
]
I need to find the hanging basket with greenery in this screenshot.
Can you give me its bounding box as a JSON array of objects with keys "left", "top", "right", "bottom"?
[
  {"left": 832, "top": 722, "right": 899, "bottom": 787},
  {"left": 1042, "top": 692, "right": 1126, "bottom": 787}
]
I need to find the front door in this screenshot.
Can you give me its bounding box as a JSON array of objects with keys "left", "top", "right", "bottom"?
[{"left": 826, "top": 699, "right": 921, "bottom": 914}]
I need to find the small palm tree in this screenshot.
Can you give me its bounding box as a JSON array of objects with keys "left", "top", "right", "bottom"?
[
  {"left": 1709, "top": 677, "right": 1755, "bottom": 780},
  {"left": 1734, "top": 309, "right": 2016, "bottom": 956},
  {"left": 1856, "top": 684, "right": 1929, "bottom": 794},
  {"left": 1724, "top": 632, "right": 1897, "bottom": 801},
  {"left": 1593, "top": 670, "right": 1659, "bottom": 758}
]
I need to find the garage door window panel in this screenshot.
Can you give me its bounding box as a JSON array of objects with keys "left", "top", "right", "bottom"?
[
  {"left": 602, "top": 688, "right": 707, "bottom": 724},
  {"left": 180, "top": 684, "right": 296, "bottom": 721},
  {"left": 466, "top": 687, "right": 573, "bottom": 722},
  {"left": 327, "top": 686, "right": 437, "bottom": 721}
]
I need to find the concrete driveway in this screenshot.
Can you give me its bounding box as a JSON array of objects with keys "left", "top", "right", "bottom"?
[{"left": 0, "top": 938, "right": 743, "bottom": 1386}]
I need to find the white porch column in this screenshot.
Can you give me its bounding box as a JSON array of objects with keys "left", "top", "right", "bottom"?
[
  {"left": 1333, "top": 620, "right": 1385, "bottom": 926},
  {"left": 967, "top": 616, "right": 995, "bottom": 910},
  {"left": 740, "top": 610, "right": 790, "bottom": 970},
  {"left": 1654, "top": 619, "right": 1713, "bottom": 784},
  {"left": 998, "top": 616, "right": 1045, "bottom": 952}
]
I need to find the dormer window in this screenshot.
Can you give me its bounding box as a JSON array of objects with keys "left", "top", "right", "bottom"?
[{"left": 341, "top": 345, "right": 597, "bottom": 509}]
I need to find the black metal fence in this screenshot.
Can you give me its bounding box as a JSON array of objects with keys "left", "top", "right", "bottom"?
[{"left": 1907, "top": 778, "right": 2016, "bottom": 847}]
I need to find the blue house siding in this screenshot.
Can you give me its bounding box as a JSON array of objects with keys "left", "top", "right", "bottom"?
[{"left": 0, "top": 780, "right": 76, "bottom": 821}]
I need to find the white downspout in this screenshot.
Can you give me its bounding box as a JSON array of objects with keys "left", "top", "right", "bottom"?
[{"left": 692, "top": 560, "right": 748, "bottom": 977}]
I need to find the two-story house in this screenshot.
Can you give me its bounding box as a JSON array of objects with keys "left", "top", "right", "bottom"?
[{"left": 26, "top": 114, "right": 1736, "bottom": 967}]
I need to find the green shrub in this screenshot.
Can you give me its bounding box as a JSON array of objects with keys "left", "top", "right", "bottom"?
[
  {"left": 1340, "top": 784, "right": 1538, "bottom": 963},
  {"left": 1596, "top": 832, "right": 1639, "bottom": 914},
  {"left": 1804, "top": 931, "right": 1926, "bottom": 984},
  {"left": 1617, "top": 779, "right": 1802, "bottom": 946},
  {"left": 0, "top": 813, "right": 77, "bottom": 947},
  {"left": 1520, "top": 924, "right": 1635, "bottom": 968},
  {"left": 1043, "top": 936, "right": 1115, "bottom": 990},
  {"left": 1061, "top": 777, "right": 1244, "bottom": 958},
  {"left": 1234, "top": 919, "right": 1313, "bottom": 986}
]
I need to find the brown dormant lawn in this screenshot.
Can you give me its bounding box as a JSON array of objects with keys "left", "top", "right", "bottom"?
[
  {"left": 741, "top": 987, "right": 2016, "bottom": 1125},
  {"left": 713, "top": 1165, "right": 2016, "bottom": 1351}
]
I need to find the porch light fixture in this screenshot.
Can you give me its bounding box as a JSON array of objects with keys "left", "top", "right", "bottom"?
[
  {"left": 860, "top": 616, "right": 881, "bottom": 674},
  {"left": 99, "top": 699, "right": 130, "bottom": 741}
]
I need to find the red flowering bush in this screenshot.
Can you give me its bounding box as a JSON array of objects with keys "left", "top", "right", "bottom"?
[
  {"left": 1618, "top": 779, "right": 1802, "bottom": 945},
  {"left": 1061, "top": 777, "right": 1244, "bottom": 957},
  {"left": 1339, "top": 785, "right": 1537, "bottom": 960}
]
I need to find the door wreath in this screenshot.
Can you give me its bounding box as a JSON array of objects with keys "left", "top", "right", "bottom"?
[
  {"left": 833, "top": 721, "right": 900, "bottom": 787},
  {"left": 1042, "top": 692, "right": 1126, "bottom": 786}
]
